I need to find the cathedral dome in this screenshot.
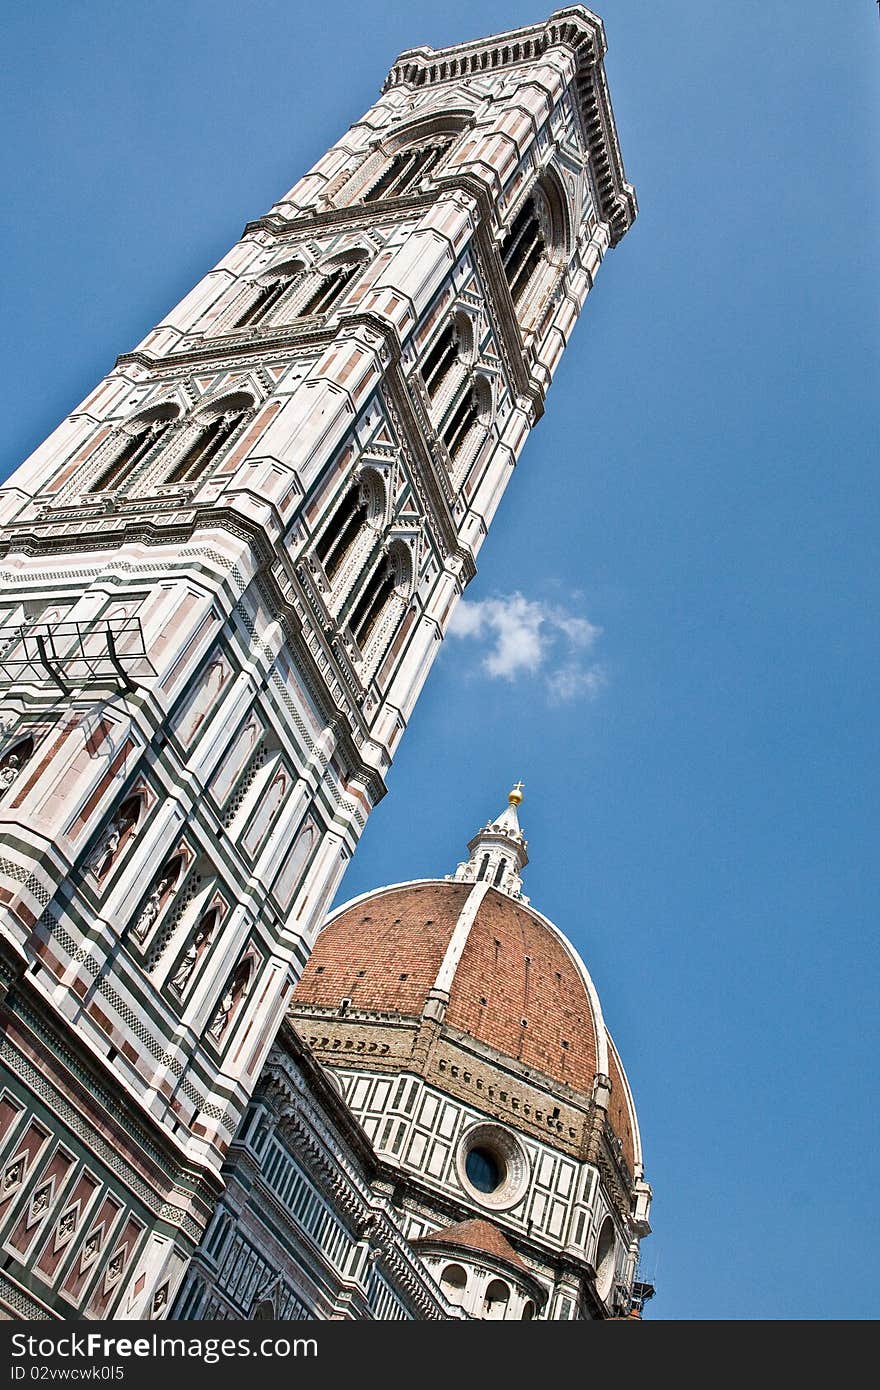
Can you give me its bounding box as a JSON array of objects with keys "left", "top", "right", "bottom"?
[
  {"left": 292, "top": 787, "right": 643, "bottom": 1180},
  {"left": 295, "top": 878, "right": 603, "bottom": 1095}
]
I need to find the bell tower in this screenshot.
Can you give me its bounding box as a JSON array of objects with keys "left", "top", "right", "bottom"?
[{"left": 0, "top": 8, "right": 635, "bottom": 1318}]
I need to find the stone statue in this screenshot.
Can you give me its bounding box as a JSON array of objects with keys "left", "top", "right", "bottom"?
[
  {"left": 207, "top": 987, "right": 236, "bottom": 1042},
  {"left": 169, "top": 913, "right": 214, "bottom": 994},
  {"left": 89, "top": 810, "right": 134, "bottom": 877},
  {"left": 207, "top": 958, "right": 250, "bottom": 1042},
  {"left": 132, "top": 882, "right": 165, "bottom": 943},
  {"left": 0, "top": 753, "right": 22, "bottom": 792}
]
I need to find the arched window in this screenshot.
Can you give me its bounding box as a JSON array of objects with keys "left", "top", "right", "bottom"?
[
  {"left": 343, "top": 537, "right": 410, "bottom": 670},
  {"left": 439, "top": 370, "right": 490, "bottom": 474},
  {"left": 166, "top": 412, "right": 243, "bottom": 485},
  {"left": 440, "top": 1264, "right": 467, "bottom": 1306},
  {"left": 500, "top": 194, "right": 547, "bottom": 308},
  {"left": 521, "top": 1299, "right": 536, "bottom": 1320},
  {"left": 362, "top": 139, "right": 451, "bottom": 203},
  {"left": 348, "top": 556, "right": 396, "bottom": 650},
  {"left": 493, "top": 859, "right": 506, "bottom": 888},
  {"left": 89, "top": 405, "right": 179, "bottom": 493},
  {"left": 315, "top": 482, "right": 369, "bottom": 581},
  {"left": 422, "top": 320, "right": 458, "bottom": 400},
  {"left": 294, "top": 257, "right": 363, "bottom": 319},
  {"left": 483, "top": 1279, "right": 510, "bottom": 1320},
  {"left": 423, "top": 312, "right": 473, "bottom": 405},
  {"left": 441, "top": 385, "right": 479, "bottom": 461},
  {"left": 233, "top": 260, "right": 305, "bottom": 329},
  {"left": 478, "top": 854, "right": 490, "bottom": 882},
  {"left": 166, "top": 396, "right": 253, "bottom": 485}
]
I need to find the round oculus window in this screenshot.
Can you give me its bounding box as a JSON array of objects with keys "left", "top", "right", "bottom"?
[
  {"left": 465, "top": 1145, "right": 504, "bottom": 1193},
  {"left": 456, "top": 1124, "right": 528, "bottom": 1211}
]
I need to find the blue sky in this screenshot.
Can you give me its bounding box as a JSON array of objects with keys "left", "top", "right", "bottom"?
[{"left": 3, "top": 2, "right": 878, "bottom": 1320}]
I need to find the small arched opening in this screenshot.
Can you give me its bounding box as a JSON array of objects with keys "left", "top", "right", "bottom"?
[
  {"left": 483, "top": 1278, "right": 510, "bottom": 1320},
  {"left": 440, "top": 1263, "right": 467, "bottom": 1306}
]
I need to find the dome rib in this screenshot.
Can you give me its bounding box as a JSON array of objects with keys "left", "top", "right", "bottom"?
[{"left": 294, "top": 878, "right": 612, "bottom": 1100}]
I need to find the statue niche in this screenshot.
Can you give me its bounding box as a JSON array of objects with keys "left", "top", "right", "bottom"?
[
  {"left": 241, "top": 765, "right": 290, "bottom": 859},
  {"left": 168, "top": 906, "right": 219, "bottom": 996},
  {"left": 0, "top": 735, "right": 35, "bottom": 796},
  {"left": 88, "top": 793, "right": 143, "bottom": 879},
  {"left": 207, "top": 955, "right": 254, "bottom": 1044},
  {"left": 131, "top": 854, "right": 185, "bottom": 945}
]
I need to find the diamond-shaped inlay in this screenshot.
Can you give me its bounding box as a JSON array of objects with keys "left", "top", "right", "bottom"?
[
  {"left": 104, "top": 1245, "right": 127, "bottom": 1289},
  {"left": 2, "top": 1159, "right": 24, "bottom": 1194},
  {"left": 53, "top": 1203, "right": 80, "bottom": 1251},
  {"left": 80, "top": 1225, "right": 104, "bottom": 1270},
  {"left": 26, "top": 1180, "right": 54, "bottom": 1228}
]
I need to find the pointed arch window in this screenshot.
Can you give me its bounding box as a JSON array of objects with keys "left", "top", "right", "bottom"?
[
  {"left": 439, "top": 370, "right": 490, "bottom": 475},
  {"left": 348, "top": 556, "right": 396, "bottom": 650},
  {"left": 316, "top": 482, "right": 369, "bottom": 581},
  {"left": 166, "top": 400, "right": 252, "bottom": 486},
  {"left": 362, "top": 139, "right": 451, "bottom": 203},
  {"left": 294, "top": 259, "right": 361, "bottom": 319},
  {"left": 500, "top": 194, "right": 547, "bottom": 309},
  {"left": 422, "top": 320, "right": 459, "bottom": 401},
  {"left": 88, "top": 405, "right": 179, "bottom": 493},
  {"left": 442, "top": 385, "right": 480, "bottom": 461},
  {"left": 232, "top": 259, "right": 306, "bottom": 330},
  {"left": 91, "top": 428, "right": 153, "bottom": 493},
  {"left": 344, "top": 538, "right": 412, "bottom": 670}
]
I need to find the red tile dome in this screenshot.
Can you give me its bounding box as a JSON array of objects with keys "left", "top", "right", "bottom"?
[
  {"left": 292, "top": 789, "right": 645, "bottom": 1182},
  {"left": 294, "top": 878, "right": 602, "bottom": 1098}
]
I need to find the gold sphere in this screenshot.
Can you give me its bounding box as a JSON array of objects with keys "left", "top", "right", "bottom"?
[{"left": 508, "top": 781, "right": 524, "bottom": 806}]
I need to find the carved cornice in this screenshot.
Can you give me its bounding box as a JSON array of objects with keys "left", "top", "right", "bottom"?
[
  {"left": 243, "top": 191, "right": 438, "bottom": 241},
  {"left": 381, "top": 7, "right": 637, "bottom": 246},
  {"left": 115, "top": 308, "right": 400, "bottom": 377},
  {"left": 116, "top": 325, "right": 333, "bottom": 373}
]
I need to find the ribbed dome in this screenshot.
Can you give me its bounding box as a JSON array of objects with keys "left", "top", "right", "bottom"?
[
  {"left": 292, "top": 790, "right": 645, "bottom": 1185},
  {"left": 294, "top": 879, "right": 601, "bottom": 1097}
]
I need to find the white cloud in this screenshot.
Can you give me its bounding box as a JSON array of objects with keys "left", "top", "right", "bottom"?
[
  {"left": 447, "top": 591, "right": 606, "bottom": 703},
  {"left": 545, "top": 661, "right": 608, "bottom": 706}
]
